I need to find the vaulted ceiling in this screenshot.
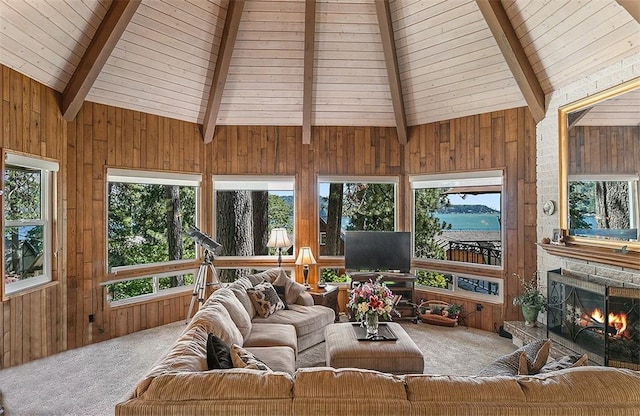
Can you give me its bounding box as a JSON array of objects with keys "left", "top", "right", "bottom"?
[{"left": 1, "top": 0, "right": 638, "bottom": 143}]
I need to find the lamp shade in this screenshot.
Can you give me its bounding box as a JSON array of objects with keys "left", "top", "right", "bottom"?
[
  {"left": 267, "top": 228, "right": 291, "bottom": 248},
  {"left": 295, "top": 247, "right": 316, "bottom": 266}
]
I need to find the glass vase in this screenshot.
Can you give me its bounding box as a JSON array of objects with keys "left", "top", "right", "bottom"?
[{"left": 365, "top": 311, "right": 379, "bottom": 336}]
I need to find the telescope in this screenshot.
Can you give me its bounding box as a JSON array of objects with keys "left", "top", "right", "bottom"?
[{"left": 184, "top": 226, "right": 223, "bottom": 256}]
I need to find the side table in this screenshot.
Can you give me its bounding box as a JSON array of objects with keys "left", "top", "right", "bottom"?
[{"left": 308, "top": 284, "right": 339, "bottom": 322}]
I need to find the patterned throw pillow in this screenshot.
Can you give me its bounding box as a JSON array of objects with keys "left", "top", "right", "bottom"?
[
  {"left": 538, "top": 354, "right": 588, "bottom": 373},
  {"left": 206, "top": 333, "right": 232, "bottom": 370},
  {"left": 230, "top": 344, "right": 272, "bottom": 372},
  {"left": 520, "top": 339, "right": 552, "bottom": 374},
  {"left": 246, "top": 282, "right": 286, "bottom": 318},
  {"left": 478, "top": 350, "right": 529, "bottom": 376}
]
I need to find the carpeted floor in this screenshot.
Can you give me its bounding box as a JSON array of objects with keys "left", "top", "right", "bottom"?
[{"left": 0, "top": 318, "right": 516, "bottom": 416}]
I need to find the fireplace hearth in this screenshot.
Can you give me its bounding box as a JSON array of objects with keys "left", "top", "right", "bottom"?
[{"left": 547, "top": 269, "right": 639, "bottom": 370}]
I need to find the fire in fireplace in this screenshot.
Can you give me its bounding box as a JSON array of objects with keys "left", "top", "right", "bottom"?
[{"left": 547, "top": 269, "right": 639, "bottom": 370}]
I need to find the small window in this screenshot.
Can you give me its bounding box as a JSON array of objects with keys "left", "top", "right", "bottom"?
[
  {"left": 3, "top": 153, "right": 58, "bottom": 295},
  {"left": 107, "top": 169, "right": 200, "bottom": 272},
  {"left": 411, "top": 171, "right": 503, "bottom": 268},
  {"left": 415, "top": 268, "right": 502, "bottom": 303},
  {"left": 106, "top": 270, "right": 196, "bottom": 304},
  {"left": 318, "top": 177, "right": 398, "bottom": 256}
]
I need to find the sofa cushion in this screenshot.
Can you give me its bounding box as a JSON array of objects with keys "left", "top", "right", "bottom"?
[
  {"left": 478, "top": 350, "right": 528, "bottom": 377},
  {"left": 138, "top": 369, "right": 294, "bottom": 401},
  {"left": 206, "top": 333, "right": 232, "bottom": 370},
  {"left": 247, "top": 282, "right": 286, "bottom": 318},
  {"left": 248, "top": 268, "right": 282, "bottom": 285},
  {"left": 243, "top": 323, "right": 298, "bottom": 354},
  {"left": 272, "top": 269, "right": 307, "bottom": 305},
  {"left": 245, "top": 346, "right": 296, "bottom": 375},
  {"left": 191, "top": 301, "right": 244, "bottom": 347},
  {"left": 229, "top": 281, "right": 257, "bottom": 319},
  {"left": 207, "top": 287, "right": 253, "bottom": 340},
  {"left": 518, "top": 366, "right": 640, "bottom": 404},
  {"left": 251, "top": 304, "right": 335, "bottom": 338},
  {"left": 230, "top": 344, "right": 272, "bottom": 372},
  {"left": 405, "top": 373, "right": 527, "bottom": 402},
  {"left": 538, "top": 354, "right": 588, "bottom": 374}
]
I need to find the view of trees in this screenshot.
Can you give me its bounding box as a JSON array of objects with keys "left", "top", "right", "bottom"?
[
  {"left": 569, "top": 180, "right": 631, "bottom": 230},
  {"left": 3, "top": 165, "right": 44, "bottom": 284}
]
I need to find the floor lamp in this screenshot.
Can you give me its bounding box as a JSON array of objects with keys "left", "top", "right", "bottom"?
[{"left": 267, "top": 228, "right": 291, "bottom": 267}]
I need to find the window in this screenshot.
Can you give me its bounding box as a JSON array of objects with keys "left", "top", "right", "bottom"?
[
  {"left": 318, "top": 177, "right": 398, "bottom": 256},
  {"left": 213, "top": 176, "right": 295, "bottom": 257},
  {"left": 415, "top": 268, "right": 502, "bottom": 303},
  {"left": 107, "top": 169, "right": 200, "bottom": 272},
  {"left": 3, "top": 153, "right": 58, "bottom": 295},
  {"left": 106, "top": 270, "right": 197, "bottom": 304},
  {"left": 411, "top": 171, "right": 503, "bottom": 267}
]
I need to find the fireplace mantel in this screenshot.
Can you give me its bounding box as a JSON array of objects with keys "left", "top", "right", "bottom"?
[{"left": 539, "top": 243, "right": 640, "bottom": 270}]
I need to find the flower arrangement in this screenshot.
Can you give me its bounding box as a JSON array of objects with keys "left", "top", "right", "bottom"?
[
  {"left": 347, "top": 277, "right": 398, "bottom": 322},
  {"left": 512, "top": 272, "right": 547, "bottom": 311}
]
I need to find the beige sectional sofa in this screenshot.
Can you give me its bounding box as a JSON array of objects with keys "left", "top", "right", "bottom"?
[{"left": 116, "top": 268, "right": 640, "bottom": 416}]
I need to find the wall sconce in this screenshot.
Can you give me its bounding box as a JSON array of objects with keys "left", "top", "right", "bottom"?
[
  {"left": 295, "top": 247, "right": 316, "bottom": 289},
  {"left": 267, "top": 228, "right": 291, "bottom": 268}
]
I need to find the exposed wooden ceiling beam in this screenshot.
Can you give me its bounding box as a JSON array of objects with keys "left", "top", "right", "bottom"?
[
  {"left": 201, "top": 0, "right": 245, "bottom": 143},
  {"left": 476, "top": 0, "right": 545, "bottom": 123},
  {"left": 375, "top": 0, "right": 408, "bottom": 145},
  {"left": 61, "top": 0, "right": 141, "bottom": 121},
  {"left": 302, "top": 0, "right": 317, "bottom": 145},
  {"left": 616, "top": 0, "right": 640, "bottom": 23}
]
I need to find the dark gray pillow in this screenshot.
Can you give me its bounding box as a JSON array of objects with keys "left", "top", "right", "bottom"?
[
  {"left": 206, "top": 333, "right": 232, "bottom": 370},
  {"left": 273, "top": 285, "right": 289, "bottom": 309}
]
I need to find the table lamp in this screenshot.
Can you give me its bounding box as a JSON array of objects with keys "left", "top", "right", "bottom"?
[
  {"left": 295, "top": 247, "right": 316, "bottom": 289},
  {"left": 267, "top": 228, "right": 291, "bottom": 267}
]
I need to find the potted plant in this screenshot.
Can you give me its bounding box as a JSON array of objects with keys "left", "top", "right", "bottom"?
[
  {"left": 417, "top": 300, "right": 461, "bottom": 327},
  {"left": 512, "top": 272, "right": 547, "bottom": 327}
]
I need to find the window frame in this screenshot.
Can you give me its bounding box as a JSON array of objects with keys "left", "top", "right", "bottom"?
[
  {"left": 105, "top": 168, "right": 202, "bottom": 274},
  {"left": 212, "top": 175, "right": 296, "bottom": 260},
  {"left": 317, "top": 175, "right": 400, "bottom": 259},
  {"left": 103, "top": 267, "right": 199, "bottom": 306},
  {"left": 2, "top": 151, "right": 59, "bottom": 297},
  {"left": 410, "top": 170, "right": 504, "bottom": 271},
  {"left": 414, "top": 268, "right": 503, "bottom": 304}
]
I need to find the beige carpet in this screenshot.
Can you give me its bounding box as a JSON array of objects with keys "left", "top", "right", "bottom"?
[{"left": 0, "top": 318, "right": 516, "bottom": 416}]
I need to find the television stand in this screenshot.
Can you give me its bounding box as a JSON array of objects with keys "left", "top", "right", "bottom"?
[{"left": 347, "top": 272, "right": 418, "bottom": 323}]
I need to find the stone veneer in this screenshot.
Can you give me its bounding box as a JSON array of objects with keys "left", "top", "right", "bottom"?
[{"left": 536, "top": 55, "right": 640, "bottom": 324}]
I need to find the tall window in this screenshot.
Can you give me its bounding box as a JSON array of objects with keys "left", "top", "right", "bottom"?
[
  {"left": 3, "top": 153, "right": 58, "bottom": 295},
  {"left": 213, "top": 176, "right": 295, "bottom": 281},
  {"left": 318, "top": 177, "right": 397, "bottom": 256},
  {"left": 107, "top": 169, "right": 200, "bottom": 272},
  {"left": 411, "top": 171, "right": 503, "bottom": 267}
]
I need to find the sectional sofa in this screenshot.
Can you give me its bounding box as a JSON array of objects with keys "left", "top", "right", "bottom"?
[{"left": 116, "top": 268, "right": 640, "bottom": 416}]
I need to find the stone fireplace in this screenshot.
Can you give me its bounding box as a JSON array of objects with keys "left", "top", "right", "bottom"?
[{"left": 547, "top": 269, "right": 639, "bottom": 370}]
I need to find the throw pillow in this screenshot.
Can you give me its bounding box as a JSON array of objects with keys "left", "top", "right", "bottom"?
[
  {"left": 538, "top": 354, "right": 588, "bottom": 373},
  {"left": 206, "top": 333, "right": 232, "bottom": 370},
  {"left": 247, "top": 282, "right": 286, "bottom": 318},
  {"left": 230, "top": 344, "right": 272, "bottom": 372},
  {"left": 273, "top": 285, "right": 289, "bottom": 310},
  {"left": 520, "top": 339, "right": 552, "bottom": 374},
  {"left": 272, "top": 269, "right": 307, "bottom": 305},
  {"left": 478, "top": 350, "right": 528, "bottom": 377}
]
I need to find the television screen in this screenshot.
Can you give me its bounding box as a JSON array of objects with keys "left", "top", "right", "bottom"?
[{"left": 344, "top": 231, "right": 411, "bottom": 273}]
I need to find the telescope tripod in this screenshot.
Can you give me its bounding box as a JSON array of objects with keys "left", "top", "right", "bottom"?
[{"left": 185, "top": 250, "right": 220, "bottom": 324}]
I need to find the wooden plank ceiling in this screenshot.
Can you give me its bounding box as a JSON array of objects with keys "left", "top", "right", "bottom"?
[{"left": 1, "top": 0, "right": 638, "bottom": 142}]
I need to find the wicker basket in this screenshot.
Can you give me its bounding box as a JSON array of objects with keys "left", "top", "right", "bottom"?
[{"left": 418, "top": 300, "right": 459, "bottom": 327}]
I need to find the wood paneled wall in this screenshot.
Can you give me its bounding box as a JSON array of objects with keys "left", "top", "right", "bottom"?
[
  {"left": 0, "top": 64, "right": 536, "bottom": 368},
  {"left": 405, "top": 108, "right": 538, "bottom": 332},
  {"left": 0, "top": 66, "right": 67, "bottom": 368},
  {"left": 569, "top": 126, "right": 640, "bottom": 175}
]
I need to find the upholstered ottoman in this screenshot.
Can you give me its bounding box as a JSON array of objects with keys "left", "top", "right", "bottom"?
[{"left": 325, "top": 322, "right": 424, "bottom": 374}]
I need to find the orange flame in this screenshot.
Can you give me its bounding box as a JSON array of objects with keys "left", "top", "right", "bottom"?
[{"left": 582, "top": 308, "right": 629, "bottom": 338}]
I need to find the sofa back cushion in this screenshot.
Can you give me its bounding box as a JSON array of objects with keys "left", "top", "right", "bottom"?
[
  {"left": 405, "top": 374, "right": 526, "bottom": 402},
  {"left": 139, "top": 369, "right": 293, "bottom": 401},
  {"left": 272, "top": 269, "right": 307, "bottom": 305},
  {"left": 229, "top": 277, "right": 257, "bottom": 318},
  {"left": 518, "top": 367, "right": 640, "bottom": 404},
  {"left": 207, "top": 288, "right": 252, "bottom": 340},
  {"left": 191, "top": 302, "right": 243, "bottom": 346}
]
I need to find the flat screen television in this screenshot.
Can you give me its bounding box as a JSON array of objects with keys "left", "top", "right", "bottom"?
[{"left": 344, "top": 231, "right": 411, "bottom": 273}]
